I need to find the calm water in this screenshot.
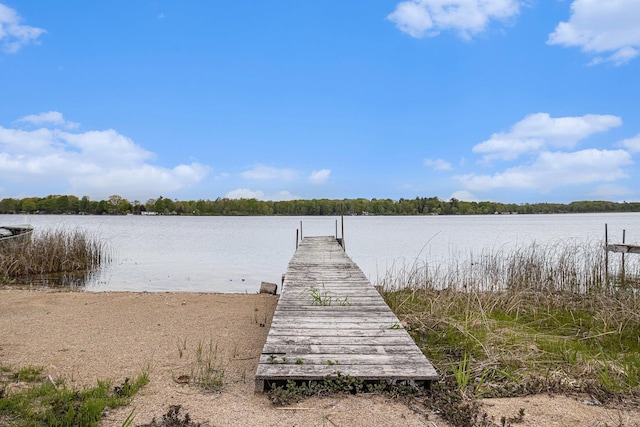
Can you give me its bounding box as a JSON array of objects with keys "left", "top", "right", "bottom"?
[{"left": 2, "top": 213, "right": 639, "bottom": 293}]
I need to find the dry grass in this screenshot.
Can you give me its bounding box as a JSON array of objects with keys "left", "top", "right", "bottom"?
[
  {"left": 0, "top": 228, "right": 110, "bottom": 285},
  {"left": 378, "top": 239, "right": 639, "bottom": 294}
]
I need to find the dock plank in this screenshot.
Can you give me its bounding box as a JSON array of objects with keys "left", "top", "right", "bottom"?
[{"left": 254, "top": 236, "right": 438, "bottom": 392}]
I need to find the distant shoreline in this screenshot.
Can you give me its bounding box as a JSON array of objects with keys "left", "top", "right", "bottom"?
[{"left": 2, "top": 195, "right": 640, "bottom": 216}]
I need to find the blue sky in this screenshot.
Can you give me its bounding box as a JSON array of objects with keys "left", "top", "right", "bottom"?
[{"left": 1, "top": 1, "right": 639, "bottom": 204}]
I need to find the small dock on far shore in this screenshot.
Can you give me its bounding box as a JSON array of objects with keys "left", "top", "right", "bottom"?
[{"left": 255, "top": 236, "right": 438, "bottom": 392}]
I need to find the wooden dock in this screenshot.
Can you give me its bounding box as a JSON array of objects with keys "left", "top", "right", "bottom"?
[
  {"left": 255, "top": 236, "right": 438, "bottom": 392},
  {"left": 607, "top": 244, "right": 640, "bottom": 254}
]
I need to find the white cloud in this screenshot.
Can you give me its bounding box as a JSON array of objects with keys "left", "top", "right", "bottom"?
[
  {"left": 240, "top": 165, "right": 297, "bottom": 180},
  {"left": 548, "top": 0, "right": 640, "bottom": 65},
  {"left": 0, "top": 115, "right": 210, "bottom": 199},
  {"left": 15, "top": 111, "right": 79, "bottom": 129},
  {"left": 473, "top": 113, "right": 622, "bottom": 161},
  {"left": 61, "top": 129, "right": 154, "bottom": 166},
  {"left": 224, "top": 188, "right": 299, "bottom": 201},
  {"left": 309, "top": 169, "right": 331, "bottom": 184},
  {"left": 458, "top": 149, "right": 632, "bottom": 191},
  {"left": 449, "top": 190, "right": 478, "bottom": 202},
  {"left": 424, "top": 158, "right": 452, "bottom": 171},
  {"left": 589, "top": 184, "right": 633, "bottom": 200},
  {"left": 271, "top": 190, "right": 299, "bottom": 201},
  {"left": 69, "top": 163, "right": 209, "bottom": 199},
  {"left": 225, "top": 188, "right": 264, "bottom": 199},
  {"left": 0, "top": 3, "right": 46, "bottom": 53},
  {"left": 387, "top": 1, "right": 434, "bottom": 38},
  {"left": 387, "top": 0, "right": 520, "bottom": 40},
  {"left": 620, "top": 134, "right": 640, "bottom": 154}
]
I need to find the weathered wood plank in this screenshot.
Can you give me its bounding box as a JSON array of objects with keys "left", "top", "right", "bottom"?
[
  {"left": 257, "top": 364, "right": 437, "bottom": 380},
  {"left": 273, "top": 310, "right": 392, "bottom": 316},
  {"left": 261, "top": 344, "right": 423, "bottom": 355},
  {"left": 264, "top": 335, "right": 413, "bottom": 346},
  {"left": 269, "top": 318, "right": 402, "bottom": 327},
  {"left": 255, "top": 236, "right": 438, "bottom": 391},
  {"left": 267, "top": 326, "right": 406, "bottom": 334},
  {"left": 264, "top": 329, "right": 406, "bottom": 338},
  {"left": 269, "top": 316, "right": 400, "bottom": 324},
  {"left": 259, "top": 353, "right": 429, "bottom": 365}
]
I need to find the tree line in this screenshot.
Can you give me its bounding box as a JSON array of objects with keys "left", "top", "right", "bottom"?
[{"left": 1, "top": 194, "right": 639, "bottom": 216}]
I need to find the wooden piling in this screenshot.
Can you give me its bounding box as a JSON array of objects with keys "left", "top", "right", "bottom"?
[
  {"left": 340, "top": 203, "right": 345, "bottom": 251},
  {"left": 622, "top": 229, "right": 626, "bottom": 285},
  {"left": 605, "top": 224, "right": 609, "bottom": 287}
]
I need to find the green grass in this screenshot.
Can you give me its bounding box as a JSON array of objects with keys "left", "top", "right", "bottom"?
[
  {"left": 268, "top": 373, "right": 367, "bottom": 406},
  {"left": 386, "top": 288, "right": 640, "bottom": 397},
  {"left": 12, "top": 366, "right": 44, "bottom": 383},
  {"left": 305, "top": 284, "right": 351, "bottom": 307},
  {"left": 0, "top": 366, "right": 148, "bottom": 427},
  {"left": 175, "top": 338, "right": 225, "bottom": 392},
  {"left": 306, "top": 284, "right": 333, "bottom": 306}
]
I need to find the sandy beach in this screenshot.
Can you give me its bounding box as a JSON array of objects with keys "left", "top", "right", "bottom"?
[{"left": 1, "top": 289, "right": 639, "bottom": 426}]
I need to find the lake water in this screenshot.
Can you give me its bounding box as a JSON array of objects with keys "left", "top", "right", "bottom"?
[{"left": 2, "top": 213, "right": 639, "bottom": 293}]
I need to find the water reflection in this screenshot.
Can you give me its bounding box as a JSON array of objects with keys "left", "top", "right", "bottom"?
[{"left": 12, "top": 270, "right": 100, "bottom": 289}]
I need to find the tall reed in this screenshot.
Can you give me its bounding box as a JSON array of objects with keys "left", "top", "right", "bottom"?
[
  {"left": 0, "top": 228, "right": 110, "bottom": 281},
  {"left": 377, "top": 240, "right": 639, "bottom": 294}
]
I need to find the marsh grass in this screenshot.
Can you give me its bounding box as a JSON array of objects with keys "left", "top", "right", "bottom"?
[
  {"left": 380, "top": 241, "right": 640, "bottom": 401},
  {"left": 0, "top": 366, "right": 148, "bottom": 427},
  {"left": 0, "top": 228, "right": 110, "bottom": 287},
  {"left": 379, "top": 239, "right": 640, "bottom": 294}
]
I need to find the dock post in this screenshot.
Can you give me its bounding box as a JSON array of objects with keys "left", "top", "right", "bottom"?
[
  {"left": 296, "top": 229, "right": 299, "bottom": 250},
  {"left": 605, "top": 224, "right": 609, "bottom": 289},
  {"left": 341, "top": 203, "right": 345, "bottom": 251},
  {"left": 622, "top": 229, "right": 626, "bottom": 286}
]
